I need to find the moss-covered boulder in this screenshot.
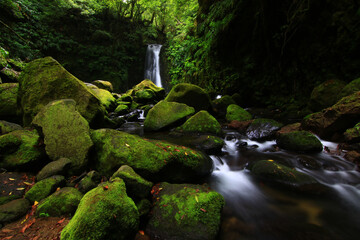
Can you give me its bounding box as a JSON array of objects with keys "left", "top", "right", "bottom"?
[
  {"left": 32, "top": 99, "right": 93, "bottom": 174},
  {"left": 136, "top": 199, "right": 152, "bottom": 218},
  {"left": 127, "top": 80, "right": 165, "bottom": 101},
  {"left": 277, "top": 131, "right": 323, "bottom": 153},
  {"left": 60, "top": 179, "right": 139, "bottom": 240},
  {"left": 135, "top": 89, "right": 156, "bottom": 103},
  {"left": 146, "top": 182, "right": 224, "bottom": 240},
  {"left": 344, "top": 122, "right": 360, "bottom": 142},
  {"left": 212, "top": 95, "right": 236, "bottom": 116},
  {"left": 339, "top": 77, "right": 360, "bottom": 99},
  {"left": 78, "top": 171, "right": 101, "bottom": 194},
  {"left": 36, "top": 187, "right": 83, "bottom": 217},
  {"left": 0, "top": 129, "right": 44, "bottom": 170},
  {"left": 165, "top": 83, "right": 211, "bottom": 112},
  {"left": 18, "top": 57, "right": 105, "bottom": 127},
  {"left": 246, "top": 118, "right": 283, "bottom": 141},
  {"left": 111, "top": 165, "right": 153, "bottom": 199},
  {"left": 226, "top": 104, "right": 252, "bottom": 122},
  {"left": 114, "top": 104, "right": 129, "bottom": 115},
  {"left": 90, "top": 88, "right": 116, "bottom": 111},
  {"left": 25, "top": 175, "right": 65, "bottom": 203},
  {"left": 1, "top": 68, "right": 19, "bottom": 82},
  {"left": 0, "top": 199, "right": 30, "bottom": 224},
  {"left": 309, "top": 79, "right": 346, "bottom": 111},
  {"left": 144, "top": 100, "right": 195, "bottom": 131},
  {"left": 302, "top": 91, "right": 360, "bottom": 139},
  {"left": 36, "top": 158, "right": 72, "bottom": 181},
  {"left": 176, "top": 110, "right": 222, "bottom": 135},
  {"left": 0, "top": 83, "right": 19, "bottom": 120},
  {"left": 91, "top": 80, "right": 113, "bottom": 92},
  {"left": 251, "top": 160, "right": 319, "bottom": 191},
  {"left": 0, "top": 195, "right": 20, "bottom": 206},
  {"left": 91, "top": 129, "right": 212, "bottom": 182},
  {"left": 0, "top": 120, "right": 22, "bottom": 135}
]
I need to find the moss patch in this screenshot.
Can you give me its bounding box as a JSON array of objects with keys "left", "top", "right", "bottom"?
[
  {"left": 90, "top": 88, "right": 116, "bottom": 110},
  {"left": 25, "top": 175, "right": 65, "bottom": 203},
  {"left": 177, "top": 110, "right": 222, "bottom": 135},
  {"left": 226, "top": 104, "right": 252, "bottom": 122},
  {"left": 0, "top": 83, "right": 19, "bottom": 119},
  {"left": 277, "top": 131, "right": 323, "bottom": 153}
]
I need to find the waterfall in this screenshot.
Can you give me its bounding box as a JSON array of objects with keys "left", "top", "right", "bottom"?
[{"left": 144, "top": 44, "right": 162, "bottom": 88}]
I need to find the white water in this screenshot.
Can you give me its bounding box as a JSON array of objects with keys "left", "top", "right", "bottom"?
[{"left": 144, "top": 44, "right": 162, "bottom": 87}]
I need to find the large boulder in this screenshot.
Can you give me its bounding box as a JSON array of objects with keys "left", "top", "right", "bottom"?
[
  {"left": 0, "top": 120, "right": 22, "bottom": 135},
  {"left": 36, "top": 187, "right": 83, "bottom": 217},
  {"left": 32, "top": 99, "right": 93, "bottom": 174},
  {"left": 90, "top": 88, "right": 116, "bottom": 111},
  {"left": 127, "top": 80, "right": 165, "bottom": 103},
  {"left": 0, "top": 129, "right": 44, "bottom": 170},
  {"left": 302, "top": 91, "right": 360, "bottom": 139},
  {"left": 339, "top": 77, "right": 360, "bottom": 99},
  {"left": 276, "top": 131, "right": 323, "bottom": 153},
  {"left": 60, "top": 179, "right": 139, "bottom": 240},
  {"left": 0, "top": 199, "right": 30, "bottom": 224},
  {"left": 176, "top": 110, "right": 222, "bottom": 135},
  {"left": 18, "top": 57, "right": 105, "bottom": 127},
  {"left": 36, "top": 158, "right": 72, "bottom": 181},
  {"left": 226, "top": 104, "right": 252, "bottom": 122},
  {"left": 144, "top": 100, "right": 195, "bottom": 131},
  {"left": 309, "top": 79, "right": 346, "bottom": 111},
  {"left": 246, "top": 118, "right": 283, "bottom": 141},
  {"left": 91, "top": 80, "right": 113, "bottom": 92},
  {"left": 25, "top": 175, "right": 65, "bottom": 203},
  {"left": 0, "top": 83, "right": 19, "bottom": 120},
  {"left": 146, "top": 182, "right": 224, "bottom": 240},
  {"left": 165, "top": 83, "right": 211, "bottom": 112},
  {"left": 91, "top": 129, "right": 213, "bottom": 182}
]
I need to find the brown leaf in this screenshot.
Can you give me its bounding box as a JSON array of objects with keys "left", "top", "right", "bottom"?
[
  {"left": 20, "top": 218, "right": 36, "bottom": 233},
  {"left": 2, "top": 236, "right": 14, "bottom": 239},
  {"left": 57, "top": 218, "right": 65, "bottom": 225},
  {"left": 1, "top": 228, "right": 14, "bottom": 233}
]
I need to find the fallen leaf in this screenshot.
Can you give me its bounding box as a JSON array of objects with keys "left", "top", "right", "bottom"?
[
  {"left": 200, "top": 208, "right": 207, "bottom": 213},
  {"left": 34, "top": 201, "right": 39, "bottom": 206},
  {"left": 125, "top": 143, "right": 130, "bottom": 147},
  {"left": 16, "top": 187, "right": 25, "bottom": 190},
  {"left": 20, "top": 218, "right": 36, "bottom": 233},
  {"left": 9, "top": 192, "right": 12, "bottom": 195},
  {"left": 23, "top": 181, "right": 33, "bottom": 186},
  {"left": 9, "top": 178, "right": 15, "bottom": 181},
  {"left": 57, "top": 218, "right": 65, "bottom": 225},
  {"left": 1, "top": 228, "right": 14, "bottom": 233},
  {"left": 185, "top": 152, "right": 188, "bottom": 155},
  {"left": 195, "top": 196, "right": 199, "bottom": 202},
  {"left": 139, "top": 230, "right": 145, "bottom": 235},
  {"left": 31, "top": 236, "right": 40, "bottom": 240},
  {"left": 56, "top": 187, "right": 61, "bottom": 191},
  {"left": 2, "top": 236, "right": 14, "bottom": 239},
  {"left": 103, "top": 186, "right": 109, "bottom": 190}
]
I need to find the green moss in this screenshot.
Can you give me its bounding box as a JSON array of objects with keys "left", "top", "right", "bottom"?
[
  {"left": 135, "top": 89, "right": 156, "bottom": 103},
  {"left": 0, "top": 195, "right": 20, "bottom": 205},
  {"left": 339, "top": 78, "right": 360, "bottom": 99},
  {"left": 1, "top": 68, "right": 19, "bottom": 81},
  {"left": 144, "top": 100, "right": 195, "bottom": 131},
  {"left": 114, "top": 104, "right": 129, "bottom": 115},
  {"left": 309, "top": 79, "right": 346, "bottom": 111},
  {"left": 0, "top": 83, "right": 19, "bottom": 118},
  {"left": 0, "top": 50, "right": 7, "bottom": 69},
  {"left": 60, "top": 179, "right": 139, "bottom": 240},
  {"left": 226, "top": 104, "right": 252, "bottom": 122},
  {"left": 92, "top": 80, "right": 113, "bottom": 92},
  {"left": 177, "top": 110, "right": 222, "bottom": 135},
  {"left": 36, "top": 187, "right": 83, "bottom": 217},
  {"left": 130, "top": 80, "right": 165, "bottom": 99},
  {"left": 25, "top": 175, "right": 65, "bottom": 203},
  {"left": 120, "top": 94, "right": 133, "bottom": 102},
  {"left": 0, "top": 120, "right": 22, "bottom": 135},
  {"left": 344, "top": 122, "right": 360, "bottom": 142},
  {"left": 7, "top": 58, "right": 25, "bottom": 71},
  {"left": 90, "top": 88, "right": 116, "bottom": 110},
  {"left": 277, "top": 131, "right": 323, "bottom": 153}
]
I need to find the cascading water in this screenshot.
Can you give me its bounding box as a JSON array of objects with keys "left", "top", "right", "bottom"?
[{"left": 144, "top": 44, "right": 162, "bottom": 88}]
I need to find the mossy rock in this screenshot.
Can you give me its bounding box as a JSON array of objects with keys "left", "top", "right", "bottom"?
[
  {"left": 212, "top": 95, "right": 236, "bottom": 116},
  {"left": 111, "top": 165, "right": 153, "bottom": 199},
  {"left": 276, "top": 131, "right": 323, "bottom": 153},
  {"left": 309, "top": 79, "right": 346, "bottom": 111},
  {"left": 339, "top": 78, "right": 360, "bottom": 99},
  {"left": 91, "top": 129, "right": 212, "bottom": 182},
  {"left": 120, "top": 94, "right": 133, "bottom": 102},
  {"left": 91, "top": 80, "right": 113, "bottom": 92},
  {"left": 90, "top": 88, "right": 116, "bottom": 111},
  {"left": 135, "top": 89, "right": 156, "bottom": 104},
  {"left": 0, "top": 129, "right": 44, "bottom": 171},
  {"left": 36, "top": 158, "right": 72, "bottom": 181},
  {"left": 78, "top": 171, "right": 101, "bottom": 194},
  {"left": 146, "top": 182, "right": 224, "bottom": 240},
  {"left": 165, "top": 83, "right": 211, "bottom": 112},
  {"left": 226, "top": 104, "right": 252, "bottom": 122},
  {"left": 251, "top": 160, "right": 319, "bottom": 191},
  {"left": 60, "top": 178, "right": 139, "bottom": 240},
  {"left": 246, "top": 118, "right": 283, "bottom": 141},
  {"left": 18, "top": 57, "right": 106, "bottom": 127},
  {"left": 25, "top": 175, "right": 65, "bottom": 203},
  {"left": 116, "top": 100, "right": 131, "bottom": 106},
  {"left": 0, "top": 195, "right": 20, "bottom": 206},
  {"left": 7, "top": 58, "right": 25, "bottom": 71},
  {"left": 177, "top": 110, "right": 222, "bottom": 135},
  {"left": 128, "top": 80, "right": 165, "bottom": 100},
  {"left": 344, "top": 122, "right": 360, "bottom": 142},
  {"left": 136, "top": 199, "right": 152, "bottom": 217},
  {"left": 144, "top": 100, "right": 195, "bottom": 131},
  {"left": 32, "top": 99, "right": 93, "bottom": 174},
  {"left": 0, "top": 120, "right": 22, "bottom": 135},
  {"left": 36, "top": 187, "right": 83, "bottom": 217},
  {"left": 85, "top": 82, "right": 99, "bottom": 90},
  {"left": 0, "top": 50, "right": 7, "bottom": 69},
  {"left": 0, "top": 199, "right": 30, "bottom": 224},
  {"left": 114, "top": 104, "right": 129, "bottom": 115},
  {"left": 0, "top": 83, "right": 19, "bottom": 120},
  {"left": 1, "top": 68, "right": 19, "bottom": 82}
]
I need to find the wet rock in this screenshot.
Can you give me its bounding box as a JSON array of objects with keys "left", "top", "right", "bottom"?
[
  {"left": 32, "top": 99, "right": 93, "bottom": 174},
  {"left": 0, "top": 198, "right": 30, "bottom": 224},
  {"left": 78, "top": 171, "right": 102, "bottom": 194},
  {"left": 111, "top": 165, "right": 153, "bottom": 199},
  {"left": 25, "top": 175, "right": 65, "bottom": 203},
  {"left": 36, "top": 158, "right": 72, "bottom": 181},
  {"left": 226, "top": 104, "right": 252, "bottom": 122},
  {"left": 276, "top": 123, "right": 301, "bottom": 136},
  {"left": 146, "top": 182, "right": 224, "bottom": 240},
  {"left": 176, "top": 110, "right": 222, "bottom": 135},
  {"left": 246, "top": 118, "right": 283, "bottom": 141},
  {"left": 309, "top": 79, "right": 346, "bottom": 111},
  {"left": 0, "top": 120, "right": 22, "bottom": 135},
  {"left": 165, "top": 83, "right": 211, "bottom": 112},
  {"left": 227, "top": 120, "right": 253, "bottom": 132},
  {"left": 344, "top": 122, "right": 360, "bottom": 142},
  {"left": 0, "top": 195, "right": 20, "bottom": 206},
  {"left": 91, "top": 80, "right": 113, "bottom": 92},
  {"left": 144, "top": 100, "right": 195, "bottom": 131},
  {"left": 36, "top": 187, "right": 83, "bottom": 217},
  {"left": 61, "top": 178, "right": 139, "bottom": 240},
  {"left": 344, "top": 150, "right": 360, "bottom": 168},
  {"left": 0, "top": 83, "right": 19, "bottom": 121},
  {"left": 276, "top": 131, "right": 323, "bottom": 153},
  {"left": 297, "top": 155, "right": 322, "bottom": 170}
]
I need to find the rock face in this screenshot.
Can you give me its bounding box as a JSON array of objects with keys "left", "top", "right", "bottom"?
[
  {"left": 146, "top": 182, "right": 224, "bottom": 240},
  {"left": 309, "top": 79, "right": 346, "bottom": 111},
  {"left": 302, "top": 91, "right": 360, "bottom": 139},
  {"left": 176, "top": 110, "right": 222, "bottom": 135},
  {"left": 246, "top": 118, "right": 283, "bottom": 141},
  {"left": 32, "top": 99, "right": 93, "bottom": 174},
  {"left": 339, "top": 77, "right": 360, "bottom": 99},
  {"left": 0, "top": 129, "right": 44, "bottom": 170},
  {"left": 18, "top": 57, "right": 105, "bottom": 127},
  {"left": 344, "top": 122, "right": 360, "bottom": 142},
  {"left": 60, "top": 179, "right": 139, "bottom": 240},
  {"left": 226, "top": 104, "right": 252, "bottom": 122},
  {"left": 0, "top": 120, "right": 22, "bottom": 135},
  {"left": 36, "top": 158, "right": 72, "bottom": 181},
  {"left": 25, "top": 175, "right": 65, "bottom": 203},
  {"left": 78, "top": 171, "right": 101, "bottom": 194},
  {"left": 91, "top": 80, "right": 114, "bottom": 92},
  {"left": 0, "top": 83, "right": 19, "bottom": 120},
  {"left": 0, "top": 199, "right": 30, "bottom": 224},
  {"left": 91, "top": 129, "right": 213, "bottom": 182},
  {"left": 165, "top": 83, "right": 211, "bottom": 112},
  {"left": 144, "top": 100, "right": 195, "bottom": 131},
  {"left": 36, "top": 187, "right": 83, "bottom": 217},
  {"left": 276, "top": 131, "right": 323, "bottom": 153},
  {"left": 90, "top": 88, "right": 116, "bottom": 111}
]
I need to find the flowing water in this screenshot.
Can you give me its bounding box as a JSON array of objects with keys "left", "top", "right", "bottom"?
[{"left": 144, "top": 44, "right": 162, "bottom": 87}]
